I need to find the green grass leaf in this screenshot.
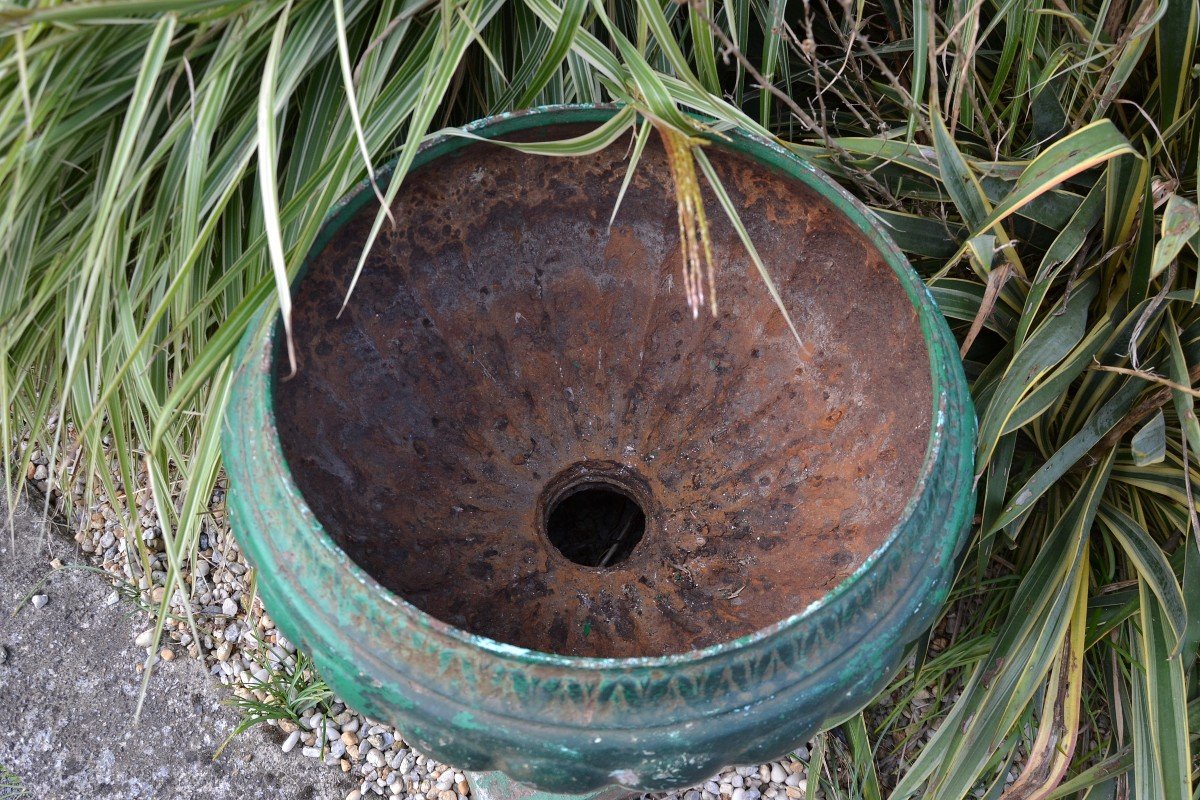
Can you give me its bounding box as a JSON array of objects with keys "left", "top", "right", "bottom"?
[
  {"left": 1155, "top": 0, "right": 1198, "bottom": 128},
  {"left": 256, "top": 4, "right": 297, "bottom": 378},
  {"left": 1133, "top": 580, "right": 1191, "bottom": 800},
  {"left": 975, "top": 280, "right": 1096, "bottom": 473},
  {"left": 1096, "top": 505, "right": 1187, "bottom": 649},
  {"left": 990, "top": 374, "right": 1143, "bottom": 534},
  {"left": 1131, "top": 410, "right": 1167, "bottom": 465},
  {"left": 1152, "top": 194, "right": 1200, "bottom": 280}
]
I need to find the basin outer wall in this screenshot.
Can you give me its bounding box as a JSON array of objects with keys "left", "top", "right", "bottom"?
[{"left": 222, "top": 105, "right": 977, "bottom": 794}]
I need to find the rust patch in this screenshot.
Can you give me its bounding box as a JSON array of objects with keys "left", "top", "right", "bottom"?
[{"left": 273, "top": 124, "right": 932, "bottom": 658}]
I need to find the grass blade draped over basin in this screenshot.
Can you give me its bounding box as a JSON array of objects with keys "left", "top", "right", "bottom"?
[{"left": 2, "top": 0, "right": 1199, "bottom": 797}]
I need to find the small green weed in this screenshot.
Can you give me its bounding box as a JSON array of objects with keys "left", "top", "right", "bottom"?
[
  {"left": 215, "top": 635, "right": 334, "bottom": 758},
  {"left": 0, "top": 764, "right": 25, "bottom": 799}
]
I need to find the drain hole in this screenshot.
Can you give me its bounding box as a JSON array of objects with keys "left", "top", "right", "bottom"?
[{"left": 546, "top": 485, "right": 646, "bottom": 567}]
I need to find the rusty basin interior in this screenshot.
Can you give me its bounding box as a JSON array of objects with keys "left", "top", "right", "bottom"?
[{"left": 272, "top": 122, "right": 932, "bottom": 659}]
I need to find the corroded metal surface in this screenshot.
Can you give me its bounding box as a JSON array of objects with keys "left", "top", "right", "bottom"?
[
  {"left": 273, "top": 123, "right": 932, "bottom": 659},
  {"left": 224, "top": 105, "right": 976, "bottom": 794}
]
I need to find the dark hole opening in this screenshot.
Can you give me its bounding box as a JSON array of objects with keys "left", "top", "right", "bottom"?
[{"left": 546, "top": 485, "right": 646, "bottom": 567}]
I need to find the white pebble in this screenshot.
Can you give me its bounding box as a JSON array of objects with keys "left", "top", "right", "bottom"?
[
  {"left": 732, "top": 789, "right": 746, "bottom": 800},
  {"left": 31, "top": 594, "right": 48, "bottom": 610},
  {"left": 281, "top": 730, "right": 301, "bottom": 753},
  {"left": 770, "top": 765, "right": 786, "bottom": 783},
  {"left": 301, "top": 745, "right": 322, "bottom": 758},
  {"left": 135, "top": 628, "right": 154, "bottom": 648},
  {"left": 221, "top": 597, "right": 238, "bottom": 616}
]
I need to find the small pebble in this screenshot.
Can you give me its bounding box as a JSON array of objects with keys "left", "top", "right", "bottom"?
[
  {"left": 159, "top": 647, "right": 175, "bottom": 662},
  {"left": 135, "top": 629, "right": 154, "bottom": 648},
  {"left": 31, "top": 594, "right": 48, "bottom": 610},
  {"left": 221, "top": 597, "right": 238, "bottom": 616},
  {"left": 282, "top": 730, "right": 301, "bottom": 753}
]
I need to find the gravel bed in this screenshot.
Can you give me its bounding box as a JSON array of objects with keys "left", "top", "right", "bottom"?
[{"left": 16, "top": 424, "right": 955, "bottom": 799}]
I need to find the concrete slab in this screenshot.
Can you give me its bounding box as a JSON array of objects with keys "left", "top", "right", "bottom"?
[{"left": 0, "top": 496, "right": 356, "bottom": 800}]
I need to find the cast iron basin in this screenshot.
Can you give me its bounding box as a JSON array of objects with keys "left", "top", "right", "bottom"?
[{"left": 223, "top": 105, "right": 975, "bottom": 795}]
